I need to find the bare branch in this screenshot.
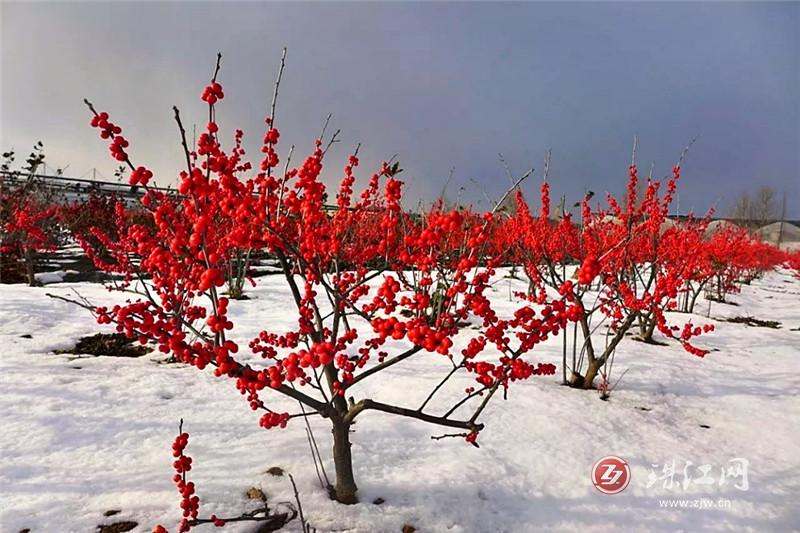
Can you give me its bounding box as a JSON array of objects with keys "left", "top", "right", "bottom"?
[
  {"left": 345, "top": 398, "right": 483, "bottom": 431},
  {"left": 268, "top": 47, "right": 287, "bottom": 127},
  {"left": 347, "top": 345, "right": 423, "bottom": 388},
  {"left": 172, "top": 106, "right": 194, "bottom": 175}
]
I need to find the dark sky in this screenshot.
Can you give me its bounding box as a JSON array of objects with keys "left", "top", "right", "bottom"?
[{"left": 2, "top": 1, "right": 798, "bottom": 216}]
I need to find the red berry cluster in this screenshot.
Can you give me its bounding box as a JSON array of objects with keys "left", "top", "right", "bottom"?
[
  {"left": 201, "top": 82, "right": 224, "bottom": 104},
  {"left": 406, "top": 325, "right": 453, "bottom": 355},
  {"left": 130, "top": 166, "right": 153, "bottom": 187},
  {"left": 259, "top": 411, "right": 290, "bottom": 429},
  {"left": 206, "top": 297, "right": 232, "bottom": 333},
  {"left": 89, "top": 111, "right": 131, "bottom": 162},
  {"left": 108, "top": 136, "right": 129, "bottom": 161},
  {"left": 89, "top": 111, "right": 121, "bottom": 138},
  {"left": 577, "top": 256, "right": 600, "bottom": 285}
]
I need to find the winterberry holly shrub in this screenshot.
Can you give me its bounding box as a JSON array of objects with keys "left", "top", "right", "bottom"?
[
  {"left": 76, "top": 54, "right": 579, "bottom": 504},
  {"left": 0, "top": 144, "right": 62, "bottom": 285},
  {"left": 504, "top": 156, "right": 789, "bottom": 392},
  {"left": 786, "top": 250, "right": 800, "bottom": 279},
  {"left": 506, "top": 160, "right": 716, "bottom": 390}
]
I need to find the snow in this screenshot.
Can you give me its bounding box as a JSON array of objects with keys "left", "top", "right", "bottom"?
[
  {"left": 1, "top": 269, "right": 799, "bottom": 532},
  {"left": 33, "top": 269, "right": 80, "bottom": 284}
]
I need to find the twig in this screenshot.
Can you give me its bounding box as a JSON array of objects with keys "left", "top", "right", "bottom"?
[
  {"left": 418, "top": 363, "right": 462, "bottom": 412},
  {"left": 268, "top": 47, "right": 287, "bottom": 128},
  {"left": 288, "top": 474, "right": 310, "bottom": 533},
  {"left": 491, "top": 168, "right": 533, "bottom": 215},
  {"left": 211, "top": 52, "right": 222, "bottom": 83},
  {"left": 431, "top": 432, "right": 469, "bottom": 441},
  {"left": 172, "top": 106, "right": 194, "bottom": 175},
  {"left": 319, "top": 113, "right": 333, "bottom": 143}
]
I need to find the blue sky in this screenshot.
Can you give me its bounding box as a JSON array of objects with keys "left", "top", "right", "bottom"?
[{"left": 2, "top": 1, "right": 798, "bottom": 215}]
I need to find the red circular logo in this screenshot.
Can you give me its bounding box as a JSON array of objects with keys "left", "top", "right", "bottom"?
[{"left": 592, "top": 456, "right": 631, "bottom": 495}]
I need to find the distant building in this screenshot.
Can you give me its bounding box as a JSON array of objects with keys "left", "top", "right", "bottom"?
[
  {"left": 756, "top": 222, "right": 800, "bottom": 251},
  {"left": 703, "top": 219, "right": 738, "bottom": 237},
  {"left": 659, "top": 218, "right": 677, "bottom": 234}
]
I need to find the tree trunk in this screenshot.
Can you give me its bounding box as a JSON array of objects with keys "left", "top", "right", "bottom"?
[
  {"left": 570, "top": 313, "right": 635, "bottom": 391},
  {"left": 570, "top": 357, "right": 603, "bottom": 389},
  {"left": 638, "top": 314, "right": 657, "bottom": 343},
  {"left": 688, "top": 280, "right": 707, "bottom": 314},
  {"left": 644, "top": 318, "right": 657, "bottom": 342},
  {"left": 581, "top": 359, "right": 602, "bottom": 389},
  {"left": 688, "top": 289, "right": 701, "bottom": 314},
  {"left": 638, "top": 313, "right": 648, "bottom": 338},
  {"left": 331, "top": 421, "right": 358, "bottom": 504},
  {"left": 561, "top": 320, "right": 568, "bottom": 385},
  {"left": 24, "top": 248, "right": 36, "bottom": 286}
]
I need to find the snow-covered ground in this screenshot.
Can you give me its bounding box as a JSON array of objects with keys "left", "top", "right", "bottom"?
[{"left": 1, "top": 269, "right": 798, "bottom": 532}]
